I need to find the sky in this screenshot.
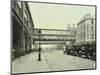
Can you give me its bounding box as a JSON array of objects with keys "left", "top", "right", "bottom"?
[{"left": 28, "top": 2, "right": 95, "bottom": 29}]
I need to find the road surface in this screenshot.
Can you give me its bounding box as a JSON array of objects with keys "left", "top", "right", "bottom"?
[{"left": 12, "top": 50, "right": 95, "bottom": 74}]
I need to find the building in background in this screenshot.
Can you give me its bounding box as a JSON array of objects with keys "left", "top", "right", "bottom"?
[
  {"left": 66, "top": 24, "right": 77, "bottom": 46},
  {"left": 11, "top": 1, "right": 35, "bottom": 58},
  {"left": 76, "top": 14, "right": 95, "bottom": 45}
]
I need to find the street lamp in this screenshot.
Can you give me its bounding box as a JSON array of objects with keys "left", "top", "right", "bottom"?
[{"left": 38, "top": 29, "right": 41, "bottom": 61}]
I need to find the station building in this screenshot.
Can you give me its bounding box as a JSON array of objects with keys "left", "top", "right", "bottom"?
[{"left": 11, "top": 1, "right": 35, "bottom": 58}]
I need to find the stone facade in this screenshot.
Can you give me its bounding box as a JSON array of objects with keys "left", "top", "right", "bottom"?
[
  {"left": 76, "top": 14, "right": 95, "bottom": 45},
  {"left": 11, "top": 1, "right": 34, "bottom": 58}
]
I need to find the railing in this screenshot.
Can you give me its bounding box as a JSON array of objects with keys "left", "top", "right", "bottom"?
[{"left": 32, "top": 35, "right": 75, "bottom": 41}]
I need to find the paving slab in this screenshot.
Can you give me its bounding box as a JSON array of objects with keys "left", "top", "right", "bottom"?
[{"left": 12, "top": 50, "right": 95, "bottom": 74}]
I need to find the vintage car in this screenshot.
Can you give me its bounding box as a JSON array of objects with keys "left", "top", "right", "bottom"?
[{"left": 63, "top": 43, "right": 96, "bottom": 61}]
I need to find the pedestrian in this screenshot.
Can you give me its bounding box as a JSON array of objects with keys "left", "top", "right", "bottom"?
[
  {"left": 63, "top": 45, "right": 66, "bottom": 54},
  {"left": 51, "top": 48, "right": 52, "bottom": 52}
]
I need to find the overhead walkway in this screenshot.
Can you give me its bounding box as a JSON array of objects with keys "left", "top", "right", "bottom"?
[{"left": 32, "top": 28, "right": 76, "bottom": 44}]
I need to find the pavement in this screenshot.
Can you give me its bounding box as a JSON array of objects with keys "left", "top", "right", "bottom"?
[{"left": 12, "top": 50, "right": 96, "bottom": 74}]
